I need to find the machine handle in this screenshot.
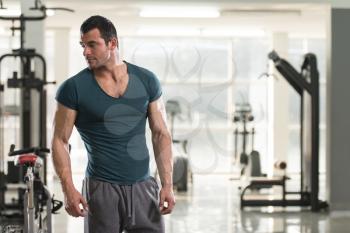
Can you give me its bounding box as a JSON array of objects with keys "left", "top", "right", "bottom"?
[{"left": 8, "top": 144, "right": 50, "bottom": 157}]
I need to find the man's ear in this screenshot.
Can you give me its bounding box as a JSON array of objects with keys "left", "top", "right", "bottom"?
[{"left": 109, "top": 37, "right": 118, "bottom": 50}]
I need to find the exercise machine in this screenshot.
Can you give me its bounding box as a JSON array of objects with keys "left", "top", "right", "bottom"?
[
  {"left": 240, "top": 51, "right": 328, "bottom": 211},
  {"left": 166, "top": 99, "right": 193, "bottom": 192},
  {"left": 1, "top": 145, "right": 62, "bottom": 233},
  {"left": 233, "top": 103, "right": 264, "bottom": 178},
  {"left": 0, "top": 83, "right": 5, "bottom": 213},
  {"left": 233, "top": 103, "right": 253, "bottom": 172},
  {"left": 0, "top": 0, "right": 73, "bottom": 181},
  {"left": 0, "top": 0, "right": 70, "bottom": 230}
]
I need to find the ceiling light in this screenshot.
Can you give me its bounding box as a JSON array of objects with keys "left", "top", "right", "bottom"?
[
  {"left": 140, "top": 7, "right": 220, "bottom": 18},
  {"left": 137, "top": 27, "right": 201, "bottom": 36},
  {"left": 202, "top": 28, "right": 266, "bottom": 37},
  {"left": 221, "top": 9, "right": 301, "bottom": 16}
]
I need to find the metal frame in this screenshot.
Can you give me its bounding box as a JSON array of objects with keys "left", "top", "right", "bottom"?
[
  {"left": 0, "top": 0, "right": 69, "bottom": 229},
  {"left": 8, "top": 145, "right": 52, "bottom": 233},
  {"left": 0, "top": 50, "right": 50, "bottom": 183},
  {"left": 0, "top": 0, "right": 72, "bottom": 184},
  {"left": 240, "top": 51, "right": 327, "bottom": 211}
]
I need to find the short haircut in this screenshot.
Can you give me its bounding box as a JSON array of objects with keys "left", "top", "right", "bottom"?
[{"left": 80, "top": 15, "right": 117, "bottom": 44}]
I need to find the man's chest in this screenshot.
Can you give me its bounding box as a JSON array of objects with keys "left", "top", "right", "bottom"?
[{"left": 96, "top": 75, "right": 129, "bottom": 99}]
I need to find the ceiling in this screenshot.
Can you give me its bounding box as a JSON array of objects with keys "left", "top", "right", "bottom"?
[{"left": 0, "top": 0, "right": 330, "bottom": 37}]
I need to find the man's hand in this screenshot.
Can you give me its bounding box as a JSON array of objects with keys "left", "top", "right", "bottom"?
[
  {"left": 64, "top": 186, "right": 88, "bottom": 217},
  {"left": 159, "top": 185, "right": 175, "bottom": 215}
]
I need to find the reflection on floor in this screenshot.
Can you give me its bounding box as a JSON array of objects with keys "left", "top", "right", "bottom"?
[{"left": 48, "top": 174, "right": 350, "bottom": 233}]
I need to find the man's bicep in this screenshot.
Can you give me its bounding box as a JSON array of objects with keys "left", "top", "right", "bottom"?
[
  {"left": 148, "top": 97, "right": 168, "bottom": 133},
  {"left": 53, "top": 103, "right": 77, "bottom": 142}
]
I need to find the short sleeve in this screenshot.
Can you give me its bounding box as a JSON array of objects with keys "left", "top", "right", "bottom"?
[
  {"left": 55, "top": 78, "right": 78, "bottom": 110},
  {"left": 148, "top": 73, "right": 162, "bottom": 102}
]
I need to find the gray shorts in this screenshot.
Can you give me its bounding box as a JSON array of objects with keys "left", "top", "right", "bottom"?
[{"left": 82, "top": 177, "right": 164, "bottom": 233}]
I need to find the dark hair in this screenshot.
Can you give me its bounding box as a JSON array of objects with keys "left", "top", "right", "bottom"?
[{"left": 80, "top": 15, "right": 117, "bottom": 44}]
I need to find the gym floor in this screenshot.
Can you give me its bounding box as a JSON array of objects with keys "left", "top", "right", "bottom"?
[{"left": 49, "top": 174, "right": 350, "bottom": 233}]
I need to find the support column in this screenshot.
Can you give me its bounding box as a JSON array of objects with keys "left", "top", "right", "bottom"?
[
  {"left": 20, "top": 0, "right": 44, "bottom": 148},
  {"left": 54, "top": 28, "right": 70, "bottom": 84},
  {"left": 268, "top": 32, "right": 289, "bottom": 176},
  {"left": 326, "top": 8, "right": 350, "bottom": 211}
]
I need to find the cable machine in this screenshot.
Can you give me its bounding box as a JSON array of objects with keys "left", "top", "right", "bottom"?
[
  {"left": 0, "top": 0, "right": 72, "bottom": 231},
  {"left": 0, "top": 0, "right": 73, "bottom": 183},
  {"left": 240, "top": 51, "right": 328, "bottom": 212}
]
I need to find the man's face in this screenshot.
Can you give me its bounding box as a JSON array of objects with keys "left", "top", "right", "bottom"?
[{"left": 80, "top": 28, "right": 112, "bottom": 69}]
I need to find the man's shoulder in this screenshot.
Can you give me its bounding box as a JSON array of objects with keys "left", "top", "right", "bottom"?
[
  {"left": 58, "top": 68, "right": 91, "bottom": 91},
  {"left": 125, "top": 61, "right": 156, "bottom": 79},
  {"left": 70, "top": 68, "right": 91, "bottom": 81}
]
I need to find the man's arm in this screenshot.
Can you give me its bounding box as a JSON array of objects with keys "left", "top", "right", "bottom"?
[
  {"left": 51, "top": 103, "right": 87, "bottom": 217},
  {"left": 148, "top": 97, "right": 175, "bottom": 215}
]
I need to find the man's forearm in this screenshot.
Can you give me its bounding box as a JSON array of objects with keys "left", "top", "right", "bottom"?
[
  {"left": 153, "top": 132, "right": 173, "bottom": 187},
  {"left": 52, "top": 138, "right": 75, "bottom": 192}
]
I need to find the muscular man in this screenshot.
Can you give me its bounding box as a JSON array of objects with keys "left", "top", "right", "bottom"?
[{"left": 51, "top": 15, "right": 175, "bottom": 233}]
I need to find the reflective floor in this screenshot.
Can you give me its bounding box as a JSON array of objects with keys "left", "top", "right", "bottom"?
[{"left": 48, "top": 174, "right": 350, "bottom": 233}]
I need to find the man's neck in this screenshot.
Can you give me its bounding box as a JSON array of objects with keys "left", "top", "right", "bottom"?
[
  {"left": 95, "top": 50, "right": 126, "bottom": 75},
  {"left": 94, "top": 62, "right": 127, "bottom": 82}
]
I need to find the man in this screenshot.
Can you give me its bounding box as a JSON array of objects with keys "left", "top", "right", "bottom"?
[{"left": 51, "top": 15, "right": 175, "bottom": 233}]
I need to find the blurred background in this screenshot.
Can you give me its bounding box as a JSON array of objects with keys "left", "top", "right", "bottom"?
[{"left": 1, "top": 0, "right": 350, "bottom": 232}]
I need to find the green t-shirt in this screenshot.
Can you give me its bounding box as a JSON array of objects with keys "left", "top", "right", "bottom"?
[{"left": 55, "top": 61, "right": 162, "bottom": 184}]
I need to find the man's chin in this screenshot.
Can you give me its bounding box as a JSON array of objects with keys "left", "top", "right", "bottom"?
[{"left": 87, "top": 63, "right": 96, "bottom": 69}]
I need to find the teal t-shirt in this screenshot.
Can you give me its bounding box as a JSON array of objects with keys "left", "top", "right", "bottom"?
[{"left": 55, "top": 61, "right": 162, "bottom": 184}]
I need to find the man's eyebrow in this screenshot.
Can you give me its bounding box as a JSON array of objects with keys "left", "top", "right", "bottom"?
[{"left": 79, "top": 41, "right": 97, "bottom": 46}]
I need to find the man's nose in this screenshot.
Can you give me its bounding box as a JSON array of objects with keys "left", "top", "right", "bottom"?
[{"left": 83, "top": 47, "right": 91, "bottom": 57}]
